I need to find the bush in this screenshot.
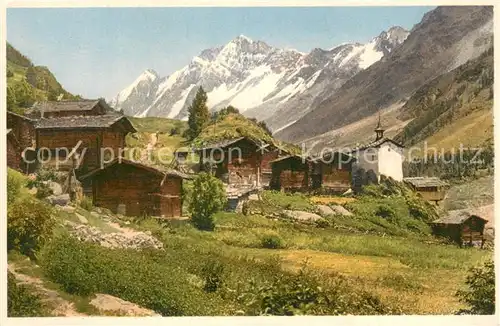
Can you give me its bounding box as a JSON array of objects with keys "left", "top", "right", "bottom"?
[
  {"left": 35, "top": 182, "right": 53, "bottom": 199},
  {"left": 79, "top": 196, "right": 93, "bottom": 211},
  {"left": 7, "top": 168, "right": 27, "bottom": 204},
  {"left": 201, "top": 261, "right": 225, "bottom": 293},
  {"left": 189, "top": 173, "right": 227, "bottom": 231},
  {"left": 375, "top": 204, "right": 396, "bottom": 220},
  {"left": 8, "top": 271, "right": 47, "bottom": 317},
  {"left": 456, "top": 259, "right": 495, "bottom": 315},
  {"left": 234, "top": 265, "right": 393, "bottom": 315},
  {"left": 315, "top": 218, "right": 332, "bottom": 228},
  {"left": 40, "top": 235, "right": 232, "bottom": 316},
  {"left": 261, "top": 234, "right": 284, "bottom": 249},
  {"left": 7, "top": 197, "right": 55, "bottom": 258}
]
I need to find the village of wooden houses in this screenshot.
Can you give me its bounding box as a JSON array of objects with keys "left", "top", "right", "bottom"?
[
  {"left": 5, "top": 5, "right": 495, "bottom": 315},
  {"left": 6, "top": 94, "right": 494, "bottom": 316}
]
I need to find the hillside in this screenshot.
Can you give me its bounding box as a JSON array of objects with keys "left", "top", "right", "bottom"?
[
  {"left": 276, "top": 6, "right": 493, "bottom": 143},
  {"left": 192, "top": 112, "right": 301, "bottom": 154},
  {"left": 395, "top": 47, "right": 493, "bottom": 150},
  {"left": 7, "top": 43, "right": 80, "bottom": 111},
  {"left": 7, "top": 168, "right": 492, "bottom": 316}
]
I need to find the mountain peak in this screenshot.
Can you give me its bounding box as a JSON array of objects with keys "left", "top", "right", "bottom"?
[
  {"left": 234, "top": 34, "right": 253, "bottom": 43},
  {"left": 143, "top": 69, "right": 159, "bottom": 79}
]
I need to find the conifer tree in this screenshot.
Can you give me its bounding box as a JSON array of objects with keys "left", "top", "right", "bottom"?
[{"left": 186, "top": 86, "right": 210, "bottom": 140}]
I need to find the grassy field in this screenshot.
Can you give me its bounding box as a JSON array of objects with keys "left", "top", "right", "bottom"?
[{"left": 7, "top": 168, "right": 492, "bottom": 316}]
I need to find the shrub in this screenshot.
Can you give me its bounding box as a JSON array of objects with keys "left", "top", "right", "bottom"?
[
  {"left": 189, "top": 173, "right": 227, "bottom": 231},
  {"left": 7, "top": 168, "right": 27, "bottom": 204},
  {"left": 456, "top": 259, "right": 495, "bottom": 315},
  {"left": 201, "top": 261, "right": 225, "bottom": 293},
  {"left": 7, "top": 197, "right": 55, "bottom": 258},
  {"left": 35, "top": 182, "right": 53, "bottom": 199},
  {"left": 261, "top": 234, "right": 284, "bottom": 249},
  {"left": 79, "top": 196, "right": 93, "bottom": 211},
  {"left": 375, "top": 204, "right": 396, "bottom": 220},
  {"left": 315, "top": 218, "right": 332, "bottom": 228},
  {"left": 8, "top": 271, "right": 47, "bottom": 317},
  {"left": 234, "top": 265, "right": 393, "bottom": 315},
  {"left": 40, "top": 235, "right": 232, "bottom": 316}
]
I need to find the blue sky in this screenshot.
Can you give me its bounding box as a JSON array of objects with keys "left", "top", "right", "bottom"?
[{"left": 7, "top": 6, "right": 434, "bottom": 99}]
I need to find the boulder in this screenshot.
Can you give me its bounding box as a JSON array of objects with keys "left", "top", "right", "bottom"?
[
  {"left": 330, "top": 205, "right": 353, "bottom": 216},
  {"left": 282, "top": 210, "right": 322, "bottom": 222},
  {"left": 316, "top": 205, "right": 335, "bottom": 217},
  {"left": 48, "top": 181, "right": 63, "bottom": 196},
  {"left": 75, "top": 213, "right": 88, "bottom": 224},
  {"left": 47, "top": 194, "right": 70, "bottom": 206},
  {"left": 90, "top": 293, "right": 160, "bottom": 317},
  {"left": 58, "top": 205, "right": 76, "bottom": 213}
]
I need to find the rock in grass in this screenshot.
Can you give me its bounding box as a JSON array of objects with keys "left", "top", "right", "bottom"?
[
  {"left": 282, "top": 210, "right": 322, "bottom": 221},
  {"left": 90, "top": 293, "right": 160, "bottom": 317},
  {"left": 316, "top": 205, "right": 335, "bottom": 217},
  {"left": 75, "top": 213, "right": 88, "bottom": 224},
  {"left": 47, "top": 194, "right": 70, "bottom": 206},
  {"left": 330, "top": 205, "right": 353, "bottom": 216}
]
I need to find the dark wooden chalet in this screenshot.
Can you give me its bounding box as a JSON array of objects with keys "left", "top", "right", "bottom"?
[
  {"left": 431, "top": 210, "right": 488, "bottom": 247},
  {"left": 270, "top": 155, "right": 312, "bottom": 192},
  {"left": 312, "top": 151, "right": 354, "bottom": 194},
  {"left": 198, "top": 137, "right": 263, "bottom": 186},
  {"left": 7, "top": 112, "right": 38, "bottom": 173},
  {"left": 35, "top": 114, "right": 136, "bottom": 172},
  {"left": 7, "top": 129, "right": 22, "bottom": 171},
  {"left": 79, "top": 159, "right": 188, "bottom": 218},
  {"left": 7, "top": 111, "right": 37, "bottom": 151},
  {"left": 259, "top": 144, "right": 289, "bottom": 188},
  {"left": 27, "top": 99, "right": 113, "bottom": 119},
  {"left": 403, "top": 177, "right": 449, "bottom": 204}
]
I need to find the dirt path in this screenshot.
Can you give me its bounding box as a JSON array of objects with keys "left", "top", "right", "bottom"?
[
  {"left": 8, "top": 263, "right": 87, "bottom": 317},
  {"left": 140, "top": 132, "right": 159, "bottom": 163}
]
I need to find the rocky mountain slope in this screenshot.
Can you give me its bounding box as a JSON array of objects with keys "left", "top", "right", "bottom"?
[
  {"left": 275, "top": 6, "right": 493, "bottom": 143},
  {"left": 109, "top": 27, "right": 409, "bottom": 130},
  {"left": 395, "top": 46, "right": 493, "bottom": 149}
]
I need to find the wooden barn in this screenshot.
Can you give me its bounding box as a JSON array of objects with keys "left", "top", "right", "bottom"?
[
  {"left": 270, "top": 154, "right": 312, "bottom": 192},
  {"left": 431, "top": 210, "right": 488, "bottom": 247},
  {"left": 26, "top": 99, "right": 113, "bottom": 119},
  {"left": 79, "top": 159, "right": 188, "bottom": 218},
  {"left": 403, "top": 177, "right": 449, "bottom": 204},
  {"left": 198, "top": 137, "right": 263, "bottom": 186},
  {"left": 7, "top": 111, "right": 37, "bottom": 151},
  {"left": 260, "top": 144, "right": 289, "bottom": 188},
  {"left": 312, "top": 151, "right": 354, "bottom": 194},
  {"left": 7, "top": 129, "right": 22, "bottom": 171},
  {"left": 35, "top": 114, "right": 136, "bottom": 172}
]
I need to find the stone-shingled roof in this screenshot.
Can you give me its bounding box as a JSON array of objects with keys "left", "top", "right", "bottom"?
[
  {"left": 403, "top": 177, "right": 449, "bottom": 188},
  {"left": 79, "top": 158, "right": 191, "bottom": 181},
  {"left": 31, "top": 99, "right": 110, "bottom": 112},
  {"left": 432, "top": 209, "right": 488, "bottom": 225},
  {"left": 35, "top": 114, "right": 136, "bottom": 132}
]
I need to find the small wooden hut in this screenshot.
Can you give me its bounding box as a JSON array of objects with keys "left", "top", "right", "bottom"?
[
  {"left": 270, "top": 154, "right": 312, "bottom": 192},
  {"left": 79, "top": 159, "right": 188, "bottom": 218},
  {"left": 312, "top": 151, "right": 354, "bottom": 194},
  {"left": 35, "top": 114, "right": 136, "bottom": 172},
  {"left": 431, "top": 210, "right": 488, "bottom": 247},
  {"left": 7, "top": 129, "right": 22, "bottom": 171},
  {"left": 197, "top": 137, "right": 263, "bottom": 186},
  {"left": 403, "top": 177, "right": 449, "bottom": 204}
]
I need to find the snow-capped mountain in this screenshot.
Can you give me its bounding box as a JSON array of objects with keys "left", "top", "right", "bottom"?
[{"left": 109, "top": 27, "right": 409, "bottom": 129}]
